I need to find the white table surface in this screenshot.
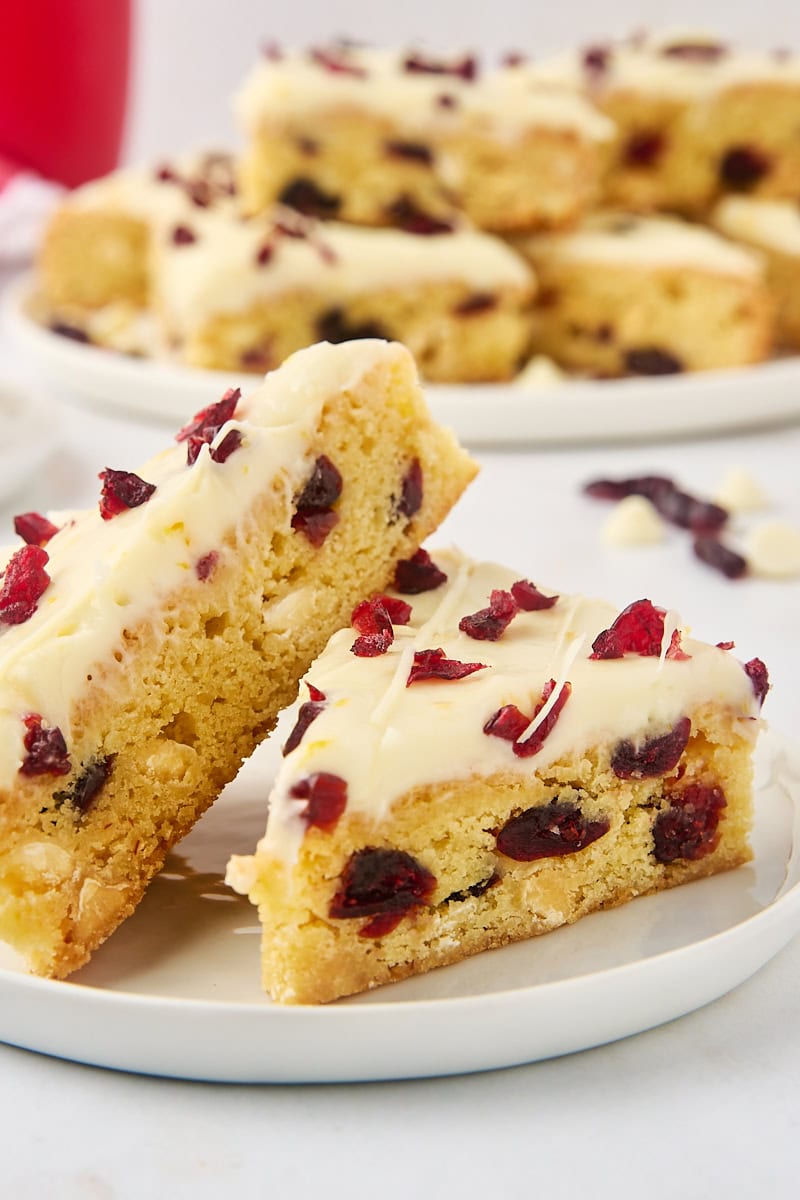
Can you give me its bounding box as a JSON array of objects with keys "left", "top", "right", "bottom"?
[{"left": 1, "top": 327, "right": 799, "bottom": 1197}]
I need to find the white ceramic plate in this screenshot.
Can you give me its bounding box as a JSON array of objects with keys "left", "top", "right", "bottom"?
[
  {"left": 5, "top": 274, "right": 800, "bottom": 446},
  {"left": 0, "top": 729, "right": 798, "bottom": 1083},
  {"left": 0, "top": 378, "right": 60, "bottom": 505}
]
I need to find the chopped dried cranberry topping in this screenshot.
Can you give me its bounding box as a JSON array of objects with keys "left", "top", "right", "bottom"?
[
  {"left": 719, "top": 146, "right": 770, "bottom": 190},
  {"left": 653, "top": 783, "right": 726, "bottom": 863},
  {"left": 14, "top": 512, "right": 59, "bottom": 547},
  {"left": 436, "top": 92, "right": 458, "bottom": 109},
  {"left": 0, "top": 545, "right": 50, "bottom": 624},
  {"left": 624, "top": 130, "right": 665, "bottom": 167},
  {"left": 590, "top": 599, "right": 689, "bottom": 660},
  {"left": 744, "top": 658, "right": 769, "bottom": 708},
  {"left": 582, "top": 44, "right": 612, "bottom": 76},
  {"left": 459, "top": 589, "right": 518, "bottom": 641},
  {"left": 351, "top": 597, "right": 395, "bottom": 657},
  {"left": 329, "top": 847, "right": 436, "bottom": 921},
  {"left": 483, "top": 703, "right": 531, "bottom": 742},
  {"left": 176, "top": 388, "right": 240, "bottom": 443},
  {"left": 50, "top": 321, "right": 89, "bottom": 343},
  {"left": 693, "top": 537, "right": 748, "bottom": 580},
  {"left": 513, "top": 680, "right": 571, "bottom": 758},
  {"left": 385, "top": 195, "right": 454, "bottom": 235},
  {"left": 454, "top": 293, "right": 497, "bottom": 316},
  {"left": 393, "top": 548, "right": 447, "bottom": 594},
  {"left": 208, "top": 429, "right": 243, "bottom": 464},
  {"left": 291, "top": 455, "right": 343, "bottom": 547},
  {"left": 240, "top": 346, "right": 272, "bottom": 371},
  {"left": 402, "top": 51, "right": 477, "bottom": 81},
  {"left": 19, "top": 714, "right": 70, "bottom": 777},
  {"left": 98, "top": 469, "right": 157, "bottom": 519},
  {"left": 378, "top": 595, "right": 412, "bottom": 625},
  {"left": 624, "top": 347, "right": 684, "bottom": 375},
  {"left": 309, "top": 46, "right": 366, "bottom": 77},
  {"left": 55, "top": 755, "right": 115, "bottom": 814},
  {"left": 716, "top": 640, "right": 735, "bottom": 651},
  {"left": 195, "top": 551, "right": 219, "bottom": 581},
  {"left": 283, "top": 685, "right": 327, "bottom": 756},
  {"left": 171, "top": 224, "right": 197, "bottom": 246},
  {"left": 407, "top": 647, "right": 487, "bottom": 685},
  {"left": 661, "top": 40, "right": 727, "bottom": 61},
  {"left": 359, "top": 911, "right": 406, "bottom": 937},
  {"left": 261, "top": 40, "right": 283, "bottom": 60},
  {"left": 385, "top": 140, "right": 434, "bottom": 164},
  {"left": 497, "top": 800, "right": 610, "bottom": 862},
  {"left": 255, "top": 242, "right": 274, "bottom": 266},
  {"left": 611, "top": 716, "right": 691, "bottom": 779},
  {"left": 396, "top": 458, "right": 423, "bottom": 520},
  {"left": 290, "top": 772, "right": 348, "bottom": 832},
  {"left": 316, "top": 307, "right": 388, "bottom": 343},
  {"left": 278, "top": 177, "right": 341, "bottom": 217},
  {"left": 510, "top": 579, "right": 558, "bottom": 611},
  {"left": 583, "top": 474, "right": 727, "bottom": 535},
  {"left": 155, "top": 163, "right": 178, "bottom": 182},
  {"left": 501, "top": 51, "right": 527, "bottom": 67}
]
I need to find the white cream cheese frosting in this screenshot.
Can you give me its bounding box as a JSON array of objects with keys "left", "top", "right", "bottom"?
[
  {"left": 228, "top": 546, "right": 761, "bottom": 876},
  {"left": 713, "top": 197, "right": 800, "bottom": 258},
  {"left": 153, "top": 206, "right": 534, "bottom": 337},
  {"left": 519, "top": 212, "right": 763, "bottom": 278},
  {"left": 0, "top": 339, "right": 406, "bottom": 786},
  {"left": 64, "top": 150, "right": 238, "bottom": 225},
  {"left": 533, "top": 31, "right": 800, "bottom": 101},
  {"left": 235, "top": 46, "right": 613, "bottom": 141}
]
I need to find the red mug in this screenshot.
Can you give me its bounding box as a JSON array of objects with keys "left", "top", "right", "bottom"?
[{"left": 0, "top": 0, "right": 131, "bottom": 188}]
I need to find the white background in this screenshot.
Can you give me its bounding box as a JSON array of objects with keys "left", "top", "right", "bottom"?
[{"left": 125, "top": 0, "right": 800, "bottom": 159}]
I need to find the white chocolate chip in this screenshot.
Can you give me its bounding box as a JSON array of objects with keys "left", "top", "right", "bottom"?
[
  {"left": 714, "top": 468, "right": 770, "bottom": 514},
  {"left": 744, "top": 520, "right": 800, "bottom": 578},
  {"left": 514, "top": 355, "right": 566, "bottom": 389},
  {"left": 602, "top": 495, "right": 665, "bottom": 546}
]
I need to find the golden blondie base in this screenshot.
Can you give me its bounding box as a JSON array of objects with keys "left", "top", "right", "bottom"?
[
  {"left": 526, "top": 260, "right": 773, "bottom": 376},
  {"left": 0, "top": 352, "right": 476, "bottom": 979},
  {"left": 176, "top": 282, "right": 533, "bottom": 381},
  {"left": 248, "top": 705, "right": 753, "bottom": 1004},
  {"left": 38, "top": 208, "right": 149, "bottom": 311}
]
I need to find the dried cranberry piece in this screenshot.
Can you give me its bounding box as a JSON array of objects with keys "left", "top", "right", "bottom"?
[
  {"left": 255, "top": 242, "right": 274, "bottom": 266},
  {"left": 49, "top": 322, "right": 89, "bottom": 343},
  {"left": 582, "top": 44, "right": 612, "bottom": 77},
  {"left": 442, "top": 873, "right": 499, "bottom": 904},
  {"left": 240, "top": 347, "right": 272, "bottom": 371},
  {"left": 590, "top": 599, "right": 688, "bottom": 660},
  {"left": 402, "top": 52, "right": 477, "bottom": 81},
  {"left": 385, "top": 196, "right": 454, "bottom": 235},
  {"left": 359, "top": 911, "right": 405, "bottom": 937},
  {"left": 14, "top": 512, "right": 59, "bottom": 547},
  {"left": 385, "top": 140, "right": 434, "bottom": 165},
  {"left": 436, "top": 92, "right": 458, "bottom": 109},
  {"left": 497, "top": 800, "right": 610, "bottom": 862},
  {"left": 329, "top": 847, "right": 436, "bottom": 919},
  {"left": 459, "top": 589, "right": 518, "bottom": 641},
  {"left": 393, "top": 548, "right": 447, "bottom": 594},
  {"left": 661, "top": 40, "right": 727, "bottom": 61},
  {"left": 0, "top": 545, "right": 51, "bottom": 624},
  {"left": 583, "top": 474, "right": 727, "bottom": 535},
  {"left": 296, "top": 136, "right": 319, "bottom": 156},
  {"left": 719, "top": 146, "right": 770, "bottom": 190},
  {"left": 624, "top": 130, "right": 665, "bottom": 167},
  {"left": 309, "top": 46, "right": 367, "bottom": 77},
  {"left": 454, "top": 293, "right": 497, "bottom": 316},
  {"left": 261, "top": 40, "right": 283, "bottom": 60},
  {"left": 316, "top": 307, "right": 388, "bottom": 343},
  {"left": 744, "top": 658, "right": 769, "bottom": 708},
  {"left": 278, "top": 177, "right": 341, "bottom": 217},
  {"left": 176, "top": 388, "right": 240, "bottom": 443},
  {"left": 155, "top": 163, "right": 178, "bottom": 182},
  {"left": 19, "top": 714, "right": 70, "bottom": 777},
  {"left": 502, "top": 51, "right": 527, "bottom": 67},
  {"left": 291, "top": 455, "right": 343, "bottom": 548},
  {"left": 171, "top": 224, "right": 197, "bottom": 246},
  {"left": 483, "top": 704, "right": 531, "bottom": 743},
  {"left": 716, "top": 640, "right": 735, "bottom": 651},
  {"left": 407, "top": 648, "right": 487, "bottom": 685},
  {"left": 510, "top": 579, "right": 558, "bottom": 611},
  {"left": 55, "top": 755, "right": 115, "bottom": 814},
  {"left": 196, "top": 551, "right": 219, "bottom": 581},
  {"left": 624, "top": 347, "right": 684, "bottom": 375},
  {"left": 207, "top": 429, "right": 243, "bottom": 464},
  {"left": 290, "top": 772, "right": 348, "bottom": 832},
  {"left": 395, "top": 458, "right": 423, "bottom": 520},
  {"left": 351, "top": 597, "right": 395, "bottom": 657},
  {"left": 513, "top": 680, "right": 571, "bottom": 759},
  {"left": 652, "top": 784, "right": 726, "bottom": 863},
  {"left": 693, "top": 537, "right": 748, "bottom": 580},
  {"left": 283, "top": 687, "right": 327, "bottom": 756},
  {"left": 98, "top": 469, "right": 157, "bottom": 519},
  {"left": 378, "top": 595, "right": 412, "bottom": 625},
  {"left": 583, "top": 474, "right": 672, "bottom": 503},
  {"left": 611, "top": 716, "right": 691, "bottom": 780}
]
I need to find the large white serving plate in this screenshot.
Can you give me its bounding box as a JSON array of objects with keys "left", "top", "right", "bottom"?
[
  {"left": 0, "top": 730, "right": 798, "bottom": 1084},
  {"left": 5, "top": 274, "right": 800, "bottom": 445}
]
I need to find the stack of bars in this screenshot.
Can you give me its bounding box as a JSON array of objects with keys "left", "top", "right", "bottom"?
[{"left": 36, "top": 31, "right": 800, "bottom": 381}]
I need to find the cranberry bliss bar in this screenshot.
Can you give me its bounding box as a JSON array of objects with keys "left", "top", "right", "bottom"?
[{"left": 227, "top": 547, "right": 767, "bottom": 1004}]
